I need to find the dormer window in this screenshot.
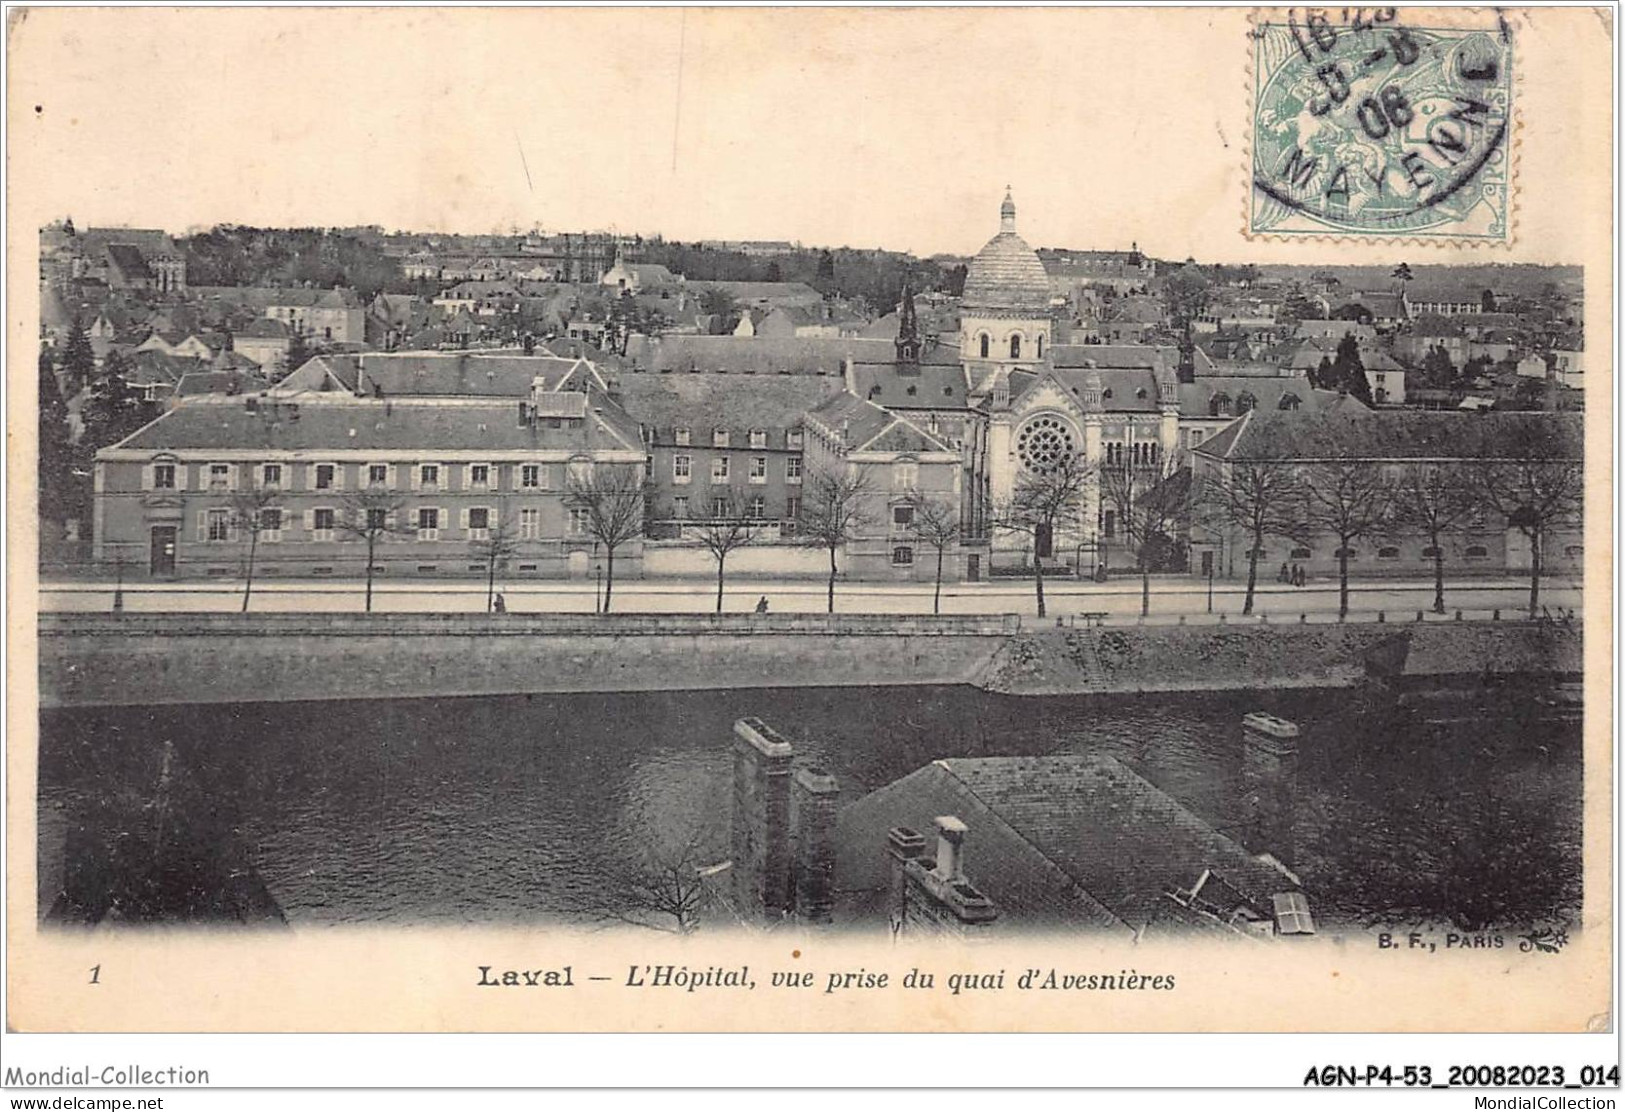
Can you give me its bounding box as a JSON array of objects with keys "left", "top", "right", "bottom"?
[
  {"left": 713, "top": 429, "right": 730, "bottom": 448},
  {"left": 674, "top": 427, "right": 690, "bottom": 446},
  {"left": 787, "top": 429, "right": 804, "bottom": 449},
  {"left": 749, "top": 428, "right": 767, "bottom": 449}
]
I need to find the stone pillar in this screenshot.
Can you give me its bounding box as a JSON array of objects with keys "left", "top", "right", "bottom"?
[
  {"left": 1241, "top": 712, "right": 1301, "bottom": 867},
  {"left": 887, "top": 826, "right": 928, "bottom": 930},
  {"left": 730, "top": 717, "right": 795, "bottom": 918},
  {"left": 791, "top": 768, "right": 840, "bottom": 924}
]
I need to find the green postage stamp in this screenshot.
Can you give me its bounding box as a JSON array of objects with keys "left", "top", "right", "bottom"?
[{"left": 1249, "top": 8, "right": 1514, "bottom": 242}]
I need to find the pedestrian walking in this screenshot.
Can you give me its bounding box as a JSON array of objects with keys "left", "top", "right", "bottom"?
[
  {"left": 754, "top": 595, "right": 769, "bottom": 613},
  {"left": 1278, "top": 562, "right": 1289, "bottom": 584},
  {"left": 493, "top": 592, "right": 506, "bottom": 613}
]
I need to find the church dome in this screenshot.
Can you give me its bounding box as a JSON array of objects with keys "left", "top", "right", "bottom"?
[{"left": 961, "top": 191, "right": 1053, "bottom": 315}]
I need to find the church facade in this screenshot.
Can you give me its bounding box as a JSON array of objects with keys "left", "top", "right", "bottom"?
[{"left": 954, "top": 193, "right": 1184, "bottom": 571}]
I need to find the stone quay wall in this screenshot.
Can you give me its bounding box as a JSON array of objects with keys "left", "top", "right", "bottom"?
[
  {"left": 37, "top": 613, "right": 1019, "bottom": 709},
  {"left": 37, "top": 613, "right": 1561, "bottom": 709}
]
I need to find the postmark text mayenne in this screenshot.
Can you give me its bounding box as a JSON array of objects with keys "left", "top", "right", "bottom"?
[{"left": 1251, "top": 7, "right": 1513, "bottom": 241}]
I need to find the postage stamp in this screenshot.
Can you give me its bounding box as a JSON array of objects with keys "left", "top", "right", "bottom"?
[{"left": 1249, "top": 8, "right": 1515, "bottom": 242}]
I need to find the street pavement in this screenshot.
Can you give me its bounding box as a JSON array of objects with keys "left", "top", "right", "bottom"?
[{"left": 38, "top": 573, "right": 1584, "bottom": 624}]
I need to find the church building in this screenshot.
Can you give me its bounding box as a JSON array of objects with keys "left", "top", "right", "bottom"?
[{"left": 958, "top": 191, "right": 1183, "bottom": 570}]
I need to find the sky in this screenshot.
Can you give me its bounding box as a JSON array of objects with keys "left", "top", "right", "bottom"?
[{"left": 8, "top": 7, "right": 1609, "bottom": 266}]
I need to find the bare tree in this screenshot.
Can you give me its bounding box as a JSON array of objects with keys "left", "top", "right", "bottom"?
[
  {"left": 1194, "top": 455, "right": 1300, "bottom": 615},
  {"left": 691, "top": 492, "right": 760, "bottom": 613},
  {"left": 1468, "top": 418, "right": 1584, "bottom": 618},
  {"left": 992, "top": 451, "right": 1093, "bottom": 619},
  {"left": 337, "top": 489, "right": 412, "bottom": 613},
  {"left": 468, "top": 505, "right": 521, "bottom": 613},
  {"left": 1099, "top": 450, "right": 1189, "bottom": 617},
  {"left": 565, "top": 462, "right": 649, "bottom": 614},
  {"left": 798, "top": 465, "right": 875, "bottom": 614},
  {"left": 226, "top": 484, "right": 283, "bottom": 614},
  {"left": 1390, "top": 462, "right": 1477, "bottom": 615},
  {"left": 565, "top": 826, "right": 722, "bottom": 935},
  {"left": 1301, "top": 456, "right": 1393, "bottom": 619},
  {"left": 906, "top": 492, "right": 961, "bottom": 615}
]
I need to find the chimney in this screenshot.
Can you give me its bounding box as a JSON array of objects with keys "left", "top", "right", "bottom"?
[
  {"left": 842, "top": 355, "right": 856, "bottom": 392},
  {"left": 933, "top": 815, "right": 967, "bottom": 881},
  {"left": 792, "top": 768, "right": 840, "bottom": 924},
  {"left": 1241, "top": 712, "right": 1301, "bottom": 866},
  {"left": 888, "top": 815, "right": 997, "bottom": 936},
  {"left": 730, "top": 717, "right": 795, "bottom": 918}
]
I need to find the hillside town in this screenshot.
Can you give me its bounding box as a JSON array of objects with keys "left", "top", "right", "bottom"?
[{"left": 37, "top": 196, "right": 1585, "bottom": 612}]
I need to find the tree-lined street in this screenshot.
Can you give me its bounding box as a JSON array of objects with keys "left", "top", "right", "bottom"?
[{"left": 38, "top": 574, "right": 1581, "bottom": 621}]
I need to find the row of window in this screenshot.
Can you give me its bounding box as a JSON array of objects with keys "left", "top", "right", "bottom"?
[
  {"left": 667, "top": 495, "right": 796, "bottom": 520},
  {"left": 149, "top": 460, "right": 592, "bottom": 494},
  {"left": 671, "top": 455, "right": 803, "bottom": 485},
  {"left": 1244, "top": 544, "right": 1537, "bottom": 561},
  {"left": 670, "top": 428, "right": 804, "bottom": 450},
  {"left": 1102, "top": 441, "right": 1162, "bottom": 467},
  {"left": 974, "top": 333, "right": 1044, "bottom": 360},
  {"left": 199, "top": 505, "right": 593, "bottom": 544}
]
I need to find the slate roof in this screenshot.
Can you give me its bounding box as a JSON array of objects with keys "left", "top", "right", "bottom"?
[
  {"left": 615, "top": 374, "right": 843, "bottom": 444},
  {"left": 1050, "top": 343, "right": 1178, "bottom": 371},
  {"left": 105, "top": 397, "right": 643, "bottom": 455},
  {"left": 125, "top": 351, "right": 200, "bottom": 386},
  {"left": 269, "top": 355, "right": 364, "bottom": 395},
  {"left": 105, "top": 244, "right": 151, "bottom": 280},
  {"left": 1410, "top": 316, "right": 1468, "bottom": 338},
  {"left": 239, "top": 317, "right": 291, "bottom": 339},
  {"left": 1295, "top": 320, "right": 1377, "bottom": 341},
  {"left": 1202, "top": 359, "right": 1301, "bottom": 378},
  {"left": 1192, "top": 408, "right": 1584, "bottom": 462},
  {"left": 1178, "top": 378, "right": 1353, "bottom": 418},
  {"left": 1005, "top": 366, "right": 1169, "bottom": 413},
  {"left": 1106, "top": 297, "right": 1165, "bottom": 324},
  {"left": 174, "top": 370, "right": 270, "bottom": 398},
  {"left": 190, "top": 286, "right": 362, "bottom": 310},
  {"left": 834, "top": 754, "right": 1300, "bottom": 932},
  {"left": 623, "top": 335, "right": 958, "bottom": 376},
  {"left": 848, "top": 362, "right": 972, "bottom": 410},
  {"left": 82, "top": 227, "right": 181, "bottom": 257},
  {"left": 806, "top": 391, "right": 953, "bottom": 454},
  {"left": 354, "top": 353, "right": 596, "bottom": 397},
  {"left": 212, "top": 351, "right": 263, "bottom": 373}
]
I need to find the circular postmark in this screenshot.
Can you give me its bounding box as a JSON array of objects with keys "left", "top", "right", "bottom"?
[{"left": 1251, "top": 10, "right": 1513, "bottom": 238}]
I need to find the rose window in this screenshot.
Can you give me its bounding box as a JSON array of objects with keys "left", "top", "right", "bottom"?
[{"left": 1017, "top": 416, "right": 1075, "bottom": 473}]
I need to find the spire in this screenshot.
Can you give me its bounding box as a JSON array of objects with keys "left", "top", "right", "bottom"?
[
  {"left": 1000, "top": 188, "right": 1016, "bottom": 234},
  {"left": 895, "top": 283, "right": 921, "bottom": 365}
]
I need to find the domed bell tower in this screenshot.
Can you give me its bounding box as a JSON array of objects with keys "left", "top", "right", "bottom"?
[{"left": 959, "top": 189, "right": 1055, "bottom": 400}]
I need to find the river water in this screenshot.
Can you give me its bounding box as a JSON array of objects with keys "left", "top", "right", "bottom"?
[{"left": 37, "top": 684, "right": 1582, "bottom": 932}]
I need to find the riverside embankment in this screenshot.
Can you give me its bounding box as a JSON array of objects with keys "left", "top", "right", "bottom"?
[{"left": 37, "top": 611, "right": 1574, "bottom": 709}]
